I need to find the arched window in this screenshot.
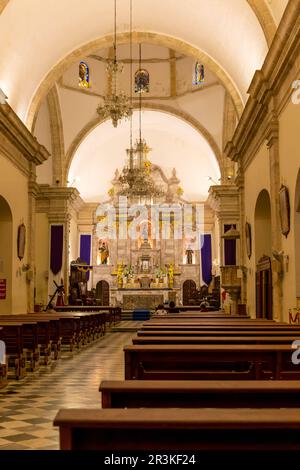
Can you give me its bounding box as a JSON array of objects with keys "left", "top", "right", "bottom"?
[
  {"left": 79, "top": 61, "right": 90, "bottom": 88},
  {"left": 135, "top": 69, "right": 150, "bottom": 93},
  {"left": 193, "top": 62, "right": 204, "bottom": 85}
]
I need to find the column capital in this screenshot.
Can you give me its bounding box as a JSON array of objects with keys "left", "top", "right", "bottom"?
[
  {"left": 266, "top": 115, "right": 279, "bottom": 149},
  {"left": 207, "top": 185, "right": 239, "bottom": 220}
]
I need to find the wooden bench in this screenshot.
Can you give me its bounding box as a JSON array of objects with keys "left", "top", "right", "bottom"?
[
  {"left": 124, "top": 344, "right": 300, "bottom": 380},
  {"left": 0, "top": 315, "right": 55, "bottom": 364},
  {"left": 100, "top": 379, "right": 300, "bottom": 408},
  {"left": 132, "top": 334, "right": 300, "bottom": 345},
  {"left": 0, "top": 323, "right": 27, "bottom": 379},
  {"left": 149, "top": 312, "right": 252, "bottom": 322},
  {"left": 0, "top": 327, "right": 7, "bottom": 389},
  {"left": 53, "top": 407, "right": 300, "bottom": 451},
  {"left": 137, "top": 328, "right": 300, "bottom": 337},
  {"left": 140, "top": 324, "right": 300, "bottom": 332}
]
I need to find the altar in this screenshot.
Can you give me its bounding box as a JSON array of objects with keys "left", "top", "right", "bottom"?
[{"left": 112, "top": 288, "right": 178, "bottom": 310}]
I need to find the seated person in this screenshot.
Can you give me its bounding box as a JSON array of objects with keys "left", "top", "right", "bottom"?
[
  {"left": 168, "top": 301, "right": 180, "bottom": 313},
  {"left": 200, "top": 297, "right": 210, "bottom": 311},
  {"left": 155, "top": 304, "right": 168, "bottom": 316}
]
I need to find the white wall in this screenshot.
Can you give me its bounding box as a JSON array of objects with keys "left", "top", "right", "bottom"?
[
  {"left": 243, "top": 142, "right": 270, "bottom": 316},
  {"left": 0, "top": 153, "right": 29, "bottom": 313},
  {"left": 278, "top": 99, "right": 300, "bottom": 318}
]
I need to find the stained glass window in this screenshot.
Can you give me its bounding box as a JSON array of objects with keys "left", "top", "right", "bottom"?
[
  {"left": 79, "top": 61, "right": 90, "bottom": 88},
  {"left": 135, "top": 69, "right": 150, "bottom": 93},
  {"left": 193, "top": 62, "right": 204, "bottom": 85}
]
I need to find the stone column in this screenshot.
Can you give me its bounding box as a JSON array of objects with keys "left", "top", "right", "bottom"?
[
  {"left": 36, "top": 186, "right": 83, "bottom": 304},
  {"left": 266, "top": 112, "right": 282, "bottom": 321},
  {"left": 27, "top": 169, "right": 39, "bottom": 312},
  {"left": 208, "top": 185, "right": 240, "bottom": 312}
]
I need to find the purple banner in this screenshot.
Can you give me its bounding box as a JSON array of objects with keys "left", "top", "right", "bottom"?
[
  {"left": 80, "top": 235, "right": 91, "bottom": 281},
  {"left": 50, "top": 225, "right": 64, "bottom": 275},
  {"left": 224, "top": 224, "right": 236, "bottom": 265},
  {"left": 201, "top": 234, "right": 212, "bottom": 285}
]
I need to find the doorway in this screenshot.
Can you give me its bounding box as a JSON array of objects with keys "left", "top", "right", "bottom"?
[
  {"left": 96, "top": 280, "right": 110, "bottom": 306},
  {"left": 182, "top": 279, "right": 197, "bottom": 305},
  {"left": 0, "top": 196, "right": 12, "bottom": 314},
  {"left": 254, "top": 190, "right": 272, "bottom": 319}
]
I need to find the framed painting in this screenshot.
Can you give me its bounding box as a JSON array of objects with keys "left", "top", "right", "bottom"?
[
  {"left": 279, "top": 185, "right": 290, "bottom": 237},
  {"left": 245, "top": 222, "right": 252, "bottom": 259},
  {"left": 17, "top": 223, "right": 26, "bottom": 261}
]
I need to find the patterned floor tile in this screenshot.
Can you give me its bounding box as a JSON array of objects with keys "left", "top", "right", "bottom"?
[{"left": 0, "top": 327, "right": 138, "bottom": 450}]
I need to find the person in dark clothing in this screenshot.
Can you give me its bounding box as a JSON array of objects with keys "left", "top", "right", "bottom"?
[{"left": 168, "top": 301, "right": 180, "bottom": 313}]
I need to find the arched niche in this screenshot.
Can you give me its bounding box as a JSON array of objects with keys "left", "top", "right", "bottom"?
[
  {"left": 254, "top": 189, "right": 272, "bottom": 319},
  {"left": 0, "top": 195, "right": 13, "bottom": 314},
  {"left": 254, "top": 189, "right": 272, "bottom": 263}
]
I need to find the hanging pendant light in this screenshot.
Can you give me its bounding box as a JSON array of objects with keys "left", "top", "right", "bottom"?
[
  {"left": 117, "top": 28, "right": 164, "bottom": 202},
  {"left": 97, "top": 0, "right": 132, "bottom": 127}
]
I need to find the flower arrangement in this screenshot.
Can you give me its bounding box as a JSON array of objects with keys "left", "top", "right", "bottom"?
[
  {"left": 155, "top": 267, "right": 166, "bottom": 279},
  {"left": 123, "top": 265, "right": 134, "bottom": 279}
]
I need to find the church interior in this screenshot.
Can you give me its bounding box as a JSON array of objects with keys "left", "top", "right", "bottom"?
[{"left": 1, "top": 0, "right": 300, "bottom": 456}]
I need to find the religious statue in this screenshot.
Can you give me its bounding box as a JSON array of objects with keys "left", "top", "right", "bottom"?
[
  {"left": 186, "top": 246, "right": 193, "bottom": 264},
  {"left": 99, "top": 242, "right": 109, "bottom": 264}
]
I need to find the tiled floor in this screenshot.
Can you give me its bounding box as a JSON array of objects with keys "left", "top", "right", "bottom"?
[{"left": 0, "top": 325, "right": 138, "bottom": 450}]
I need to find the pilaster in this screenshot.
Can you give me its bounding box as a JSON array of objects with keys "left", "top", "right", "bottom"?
[
  {"left": 36, "top": 186, "right": 84, "bottom": 299},
  {"left": 266, "top": 111, "right": 282, "bottom": 321}
]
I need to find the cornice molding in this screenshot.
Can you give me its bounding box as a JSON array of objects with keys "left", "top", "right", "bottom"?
[
  {"left": 207, "top": 184, "right": 240, "bottom": 219},
  {"left": 225, "top": 1, "right": 300, "bottom": 167},
  {"left": 36, "top": 185, "right": 84, "bottom": 217},
  {"left": 0, "top": 104, "right": 49, "bottom": 175}
]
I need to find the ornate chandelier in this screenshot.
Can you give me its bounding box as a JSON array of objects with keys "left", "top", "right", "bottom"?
[
  {"left": 97, "top": 0, "right": 132, "bottom": 127},
  {"left": 117, "top": 42, "right": 164, "bottom": 201}
]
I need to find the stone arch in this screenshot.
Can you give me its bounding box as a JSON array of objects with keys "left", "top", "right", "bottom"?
[
  {"left": 246, "top": 0, "right": 276, "bottom": 46},
  {"left": 46, "top": 85, "right": 65, "bottom": 185},
  {"left": 254, "top": 189, "right": 272, "bottom": 319},
  {"left": 254, "top": 189, "right": 272, "bottom": 263},
  {"left": 0, "top": 195, "right": 13, "bottom": 314},
  {"left": 64, "top": 104, "right": 222, "bottom": 185},
  {"left": 26, "top": 31, "right": 245, "bottom": 130}
]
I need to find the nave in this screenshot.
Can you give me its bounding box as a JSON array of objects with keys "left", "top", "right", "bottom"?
[{"left": 0, "top": 328, "right": 135, "bottom": 450}]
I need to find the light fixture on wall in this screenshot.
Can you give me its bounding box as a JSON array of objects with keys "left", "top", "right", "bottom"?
[{"left": 97, "top": 0, "right": 132, "bottom": 127}]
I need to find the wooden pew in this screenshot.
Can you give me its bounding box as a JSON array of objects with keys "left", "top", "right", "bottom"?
[
  {"left": 137, "top": 329, "right": 300, "bottom": 337},
  {"left": 0, "top": 315, "right": 54, "bottom": 364},
  {"left": 0, "top": 327, "right": 7, "bottom": 389},
  {"left": 140, "top": 324, "right": 300, "bottom": 332},
  {"left": 124, "top": 344, "right": 300, "bottom": 380},
  {"left": 100, "top": 379, "right": 300, "bottom": 408},
  {"left": 0, "top": 320, "right": 40, "bottom": 372},
  {"left": 152, "top": 312, "right": 251, "bottom": 318},
  {"left": 132, "top": 334, "right": 300, "bottom": 345},
  {"left": 54, "top": 407, "right": 300, "bottom": 451},
  {"left": 0, "top": 323, "right": 26, "bottom": 379}
]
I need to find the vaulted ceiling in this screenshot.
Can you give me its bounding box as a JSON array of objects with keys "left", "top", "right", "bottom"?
[
  {"left": 0, "top": 0, "right": 288, "bottom": 125},
  {"left": 0, "top": 0, "right": 289, "bottom": 202}
]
